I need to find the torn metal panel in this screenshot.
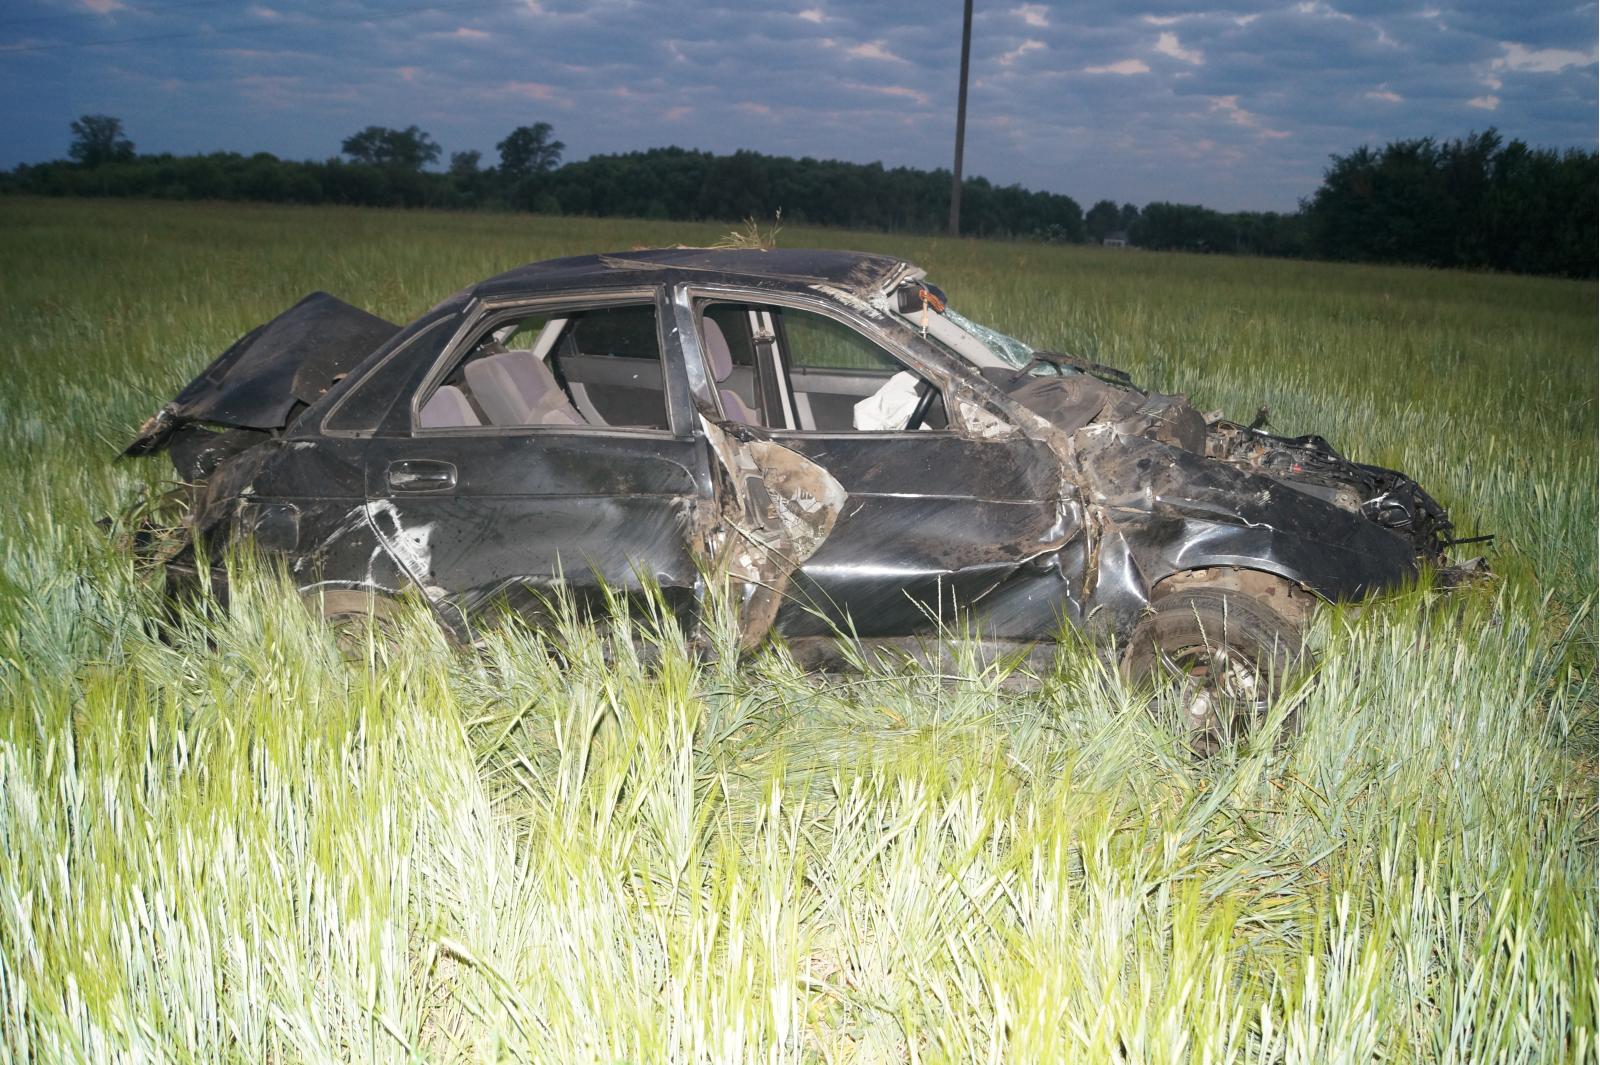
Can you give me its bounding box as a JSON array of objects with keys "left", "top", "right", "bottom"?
[
  {"left": 126, "top": 292, "right": 398, "bottom": 455},
  {"left": 700, "top": 419, "right": 846, "bottom": 647}
]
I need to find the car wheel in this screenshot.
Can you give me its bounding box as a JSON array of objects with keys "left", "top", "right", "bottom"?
[
  {"left": 305, "top": 589, "right": 404, "bottom": 659},
  {"left": 1122, "top": 582, "right": 1307, "bottom": 754}
]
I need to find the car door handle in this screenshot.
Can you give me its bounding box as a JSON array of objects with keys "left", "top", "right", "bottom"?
[{"left": 387, "top": 459, "right": 457, "bottom": 491}]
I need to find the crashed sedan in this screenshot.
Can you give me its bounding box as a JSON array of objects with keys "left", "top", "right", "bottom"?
[{"left": 125, "top": 248, "right": 1480, "bottom": 733}]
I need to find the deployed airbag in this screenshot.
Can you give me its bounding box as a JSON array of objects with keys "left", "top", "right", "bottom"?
[{"left": 853, "top": 371, "right": 928, "bottom": 431}]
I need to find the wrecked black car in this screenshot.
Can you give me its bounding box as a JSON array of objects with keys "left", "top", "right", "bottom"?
[{"left": 125, "top": 248, "right": 1480, "bottom": 731}]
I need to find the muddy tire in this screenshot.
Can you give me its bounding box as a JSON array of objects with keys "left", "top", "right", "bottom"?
[
  {"left": 305, "top": 589, "right": 404, "bottom": 659},
  {"left": 1123, "top": 581, "right": 1307, "bottom": 754}
]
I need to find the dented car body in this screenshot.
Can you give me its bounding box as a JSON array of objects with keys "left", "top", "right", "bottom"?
[{"left": 126, "top": 248, "right": 1476, "bottom": 663}]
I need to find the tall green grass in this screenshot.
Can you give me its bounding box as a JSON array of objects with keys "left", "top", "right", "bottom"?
[{"left": 0, "top": 197, "right": 1593, "bottom": 1062}]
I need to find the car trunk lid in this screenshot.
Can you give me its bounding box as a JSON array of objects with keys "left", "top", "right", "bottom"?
[{"left": 124, "top": 291, "right": 398, "bottom": 456}]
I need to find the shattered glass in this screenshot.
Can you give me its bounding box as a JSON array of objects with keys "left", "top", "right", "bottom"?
[{"left": 944, "top": 307, "right": 1035, "bottom": 368}]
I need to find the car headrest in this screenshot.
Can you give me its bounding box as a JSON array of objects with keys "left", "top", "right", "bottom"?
[
  {"left": 419, "top": 384, "right": 481, "bottom": 428},
  {"left": 702, "top": 316, "right": 734, "bottom": 382}
]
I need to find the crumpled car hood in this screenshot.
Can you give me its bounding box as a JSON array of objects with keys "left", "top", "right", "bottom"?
[
  {"left": 997, "top": 370, "right": 1209, "bottom": 453},
  {"left": 125, "top": 291, "right": 397, "bottom": 456}
]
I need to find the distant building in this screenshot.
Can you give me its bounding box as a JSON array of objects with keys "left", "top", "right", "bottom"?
[{"left": 1102, "top": 231, "right": 1130, "bottom": 248}]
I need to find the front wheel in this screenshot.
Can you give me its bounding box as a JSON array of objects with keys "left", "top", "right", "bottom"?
[
  {"left": 1122, "top": 581, "right": 1308, "bottom": 753},
  {"left": 304, "top": 588, "right": 405, "bottom": 659}
]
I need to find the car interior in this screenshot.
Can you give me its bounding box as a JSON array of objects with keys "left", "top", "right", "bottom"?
[
  {"left": 418, "top": 303, "right": 671, "bottom": 431},
  {"left": 415, "top": 300, "right": 945, "bottom": 434},
  {"left": 699, "top": 302, "right": 948, "bottom": 432}
]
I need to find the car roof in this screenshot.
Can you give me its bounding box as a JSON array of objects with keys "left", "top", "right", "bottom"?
[{"left": 472, "top": 247, "right": 909, "bottom": 300}]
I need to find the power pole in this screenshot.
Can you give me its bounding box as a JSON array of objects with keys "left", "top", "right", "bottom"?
[{"left": 948, "top": 0, "right": 974, "bottom": 236}]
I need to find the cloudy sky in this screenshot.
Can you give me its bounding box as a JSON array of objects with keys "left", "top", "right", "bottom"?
[{"left": 1, "top": 0, "right": 1594, "bottom": 210}]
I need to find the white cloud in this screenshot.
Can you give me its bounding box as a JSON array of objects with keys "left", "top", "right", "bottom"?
[
  {"left": 999, "top": 38, "right": 1045, "bottom": 66},
  {"left": 1365, "top": 89, "right": 1402, "bottom": 103},
  {"left": 495, "top": 81, "right": 559, "bottom": 100},
  {"left": 1154, "top": 31, "right": 1203, "bottom": 65},
  {"left": 1012, "top": 4, "right": 1048, "bottom": 28},
  {"left": 1208, "top": 95, "right": 1290, "bottom": 138},
  {"left": 1492, "top": 42, "right": 1596, "bottom": 74},
  {"left": 1473, "top": 42, "right": 1593, "bottom": 104},
  {"left": 79, "top": 0, "right": 126, "bottom": 12},
  {"left": 797, "top": 7, "right": 826, "bottom": 23},
  {"left": 1294, "top": 2, "right": 1395, "bottom": 45},
  {"left": 438, "top": 27, "right": 491, "bottom": 40},
  {"left": 847, "top": 82, "right": 932, "bottom": 106},
  {"left": 1143, "top": 12, "right": 1255, "bottom": 27},
  {"left": 845, "top": 40, "right": 907, "bottom": 63},
  {"left": 1084, "top": 58, "right": 1150, "bottom": 75}
]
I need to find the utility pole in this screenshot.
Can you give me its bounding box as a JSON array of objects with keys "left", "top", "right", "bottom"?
[{"left": 948, "top": 0, "right": 973, "bottom": 236}]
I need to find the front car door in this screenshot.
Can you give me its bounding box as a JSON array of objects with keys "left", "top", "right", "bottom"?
[{"left": 678, "top": 284, "right": 1080, "bottom": 640}]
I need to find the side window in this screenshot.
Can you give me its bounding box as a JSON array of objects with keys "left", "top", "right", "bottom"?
[
  {"left": 773, "top": 307, "right": 947, "bottom": 432},
  {"left": 780, "top": 310, "right": 904, "bottom": 373},
  {"left": 417, "top": 303, "right": 670, "bottom": 431}
]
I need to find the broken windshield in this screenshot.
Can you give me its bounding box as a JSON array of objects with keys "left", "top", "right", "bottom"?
[{"left": 943, "top": 307, "right": 1035, "bottom": 368}]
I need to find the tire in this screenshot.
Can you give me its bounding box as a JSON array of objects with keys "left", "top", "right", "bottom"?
[
  {"left": 304, "top": 589, "right": 404, "bottom": 659},
  {"left": 1122, "top": 583, "right": 1307, "bottom": 754}
]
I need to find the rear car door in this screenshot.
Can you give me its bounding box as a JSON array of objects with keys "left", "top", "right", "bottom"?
[{"left": 364, "top": 288, "right": 715, "bottom": 627}]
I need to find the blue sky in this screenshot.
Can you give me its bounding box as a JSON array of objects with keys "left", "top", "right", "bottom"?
[{"left": 1, "top": 0, "right": 1594, "bottom": 211}]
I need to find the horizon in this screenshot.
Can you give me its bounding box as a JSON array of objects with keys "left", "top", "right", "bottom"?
[{"left": 1, "top": 1, "right": 1595, "bottom": 214}]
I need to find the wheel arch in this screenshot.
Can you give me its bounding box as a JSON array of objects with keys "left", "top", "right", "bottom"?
[{"left": 1146, "top": 564, "right": 1316, "bottom": 627}]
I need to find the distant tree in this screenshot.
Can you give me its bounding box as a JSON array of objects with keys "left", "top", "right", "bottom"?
[
  {"left": 497, "top": 122, "right": 564, "bottom": 179},
  {"left": 68, "top": 114, "right": 135, "bottom": 168},
  {"left": 340, "top": 125, "right": 441, "bottom": 170},
  {"left": 12, "top": 123, "right": 1586, "bottom": 278},
  {"left": 1131, "top": 202, "right": 1235, "bottom": 252},
  {"left": 1304, "top": 128, "right": 1597, "bottom": 277},
  {"left": 1085, "top": 199, "right": 1121, "bottom": 241}
]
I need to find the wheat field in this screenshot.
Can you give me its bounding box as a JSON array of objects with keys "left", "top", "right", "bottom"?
[{"left": 0, "top": 197, "right": 1593, "bottom": 1063}]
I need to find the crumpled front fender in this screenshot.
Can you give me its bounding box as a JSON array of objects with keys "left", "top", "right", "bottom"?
[{"left": 1078, "top": 431, "right": 1421, "bottom": 604}]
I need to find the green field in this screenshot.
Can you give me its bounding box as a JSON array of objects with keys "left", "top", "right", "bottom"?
[{"left": 0, "top": 197, "right": 1594, "bottom": 1063}]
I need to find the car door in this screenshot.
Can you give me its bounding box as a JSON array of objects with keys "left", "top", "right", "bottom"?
[
  {"left": 686, "top": 291, "right": 1077, "bottom": 639},
  {"left": 364, "top": 288, "right": 716, "bottom": 628}
]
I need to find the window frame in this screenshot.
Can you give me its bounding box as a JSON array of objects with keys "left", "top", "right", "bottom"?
[
  {"left": 408, "top": 286, "right": 688, "bottom": 439},
  {"left": 682, "top": 284, "right": 963, "bottom": 436}
]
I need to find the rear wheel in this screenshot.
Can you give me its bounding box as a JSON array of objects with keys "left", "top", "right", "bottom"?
[{"left": 1122, "top": 577, "right": 1308, "bottom": 754}]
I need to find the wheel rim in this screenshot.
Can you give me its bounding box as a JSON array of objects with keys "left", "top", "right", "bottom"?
[{"left": 1157, "top": 643, "right": 1271, "bottom": 732}]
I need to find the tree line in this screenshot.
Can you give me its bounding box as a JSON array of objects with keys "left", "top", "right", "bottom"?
[{"left": 4, "top": 116, "right": 1593, "bottom": 278}]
